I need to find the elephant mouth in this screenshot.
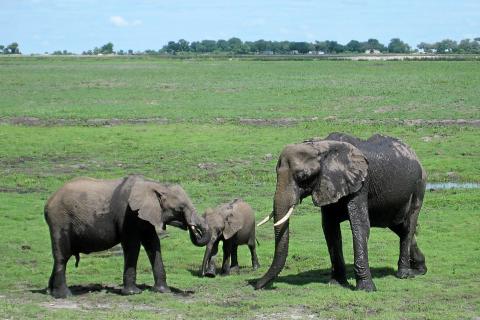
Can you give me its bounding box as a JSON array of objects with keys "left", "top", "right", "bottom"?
[{"left": 168, "top": 220, "right": 188, "bottom": 230}]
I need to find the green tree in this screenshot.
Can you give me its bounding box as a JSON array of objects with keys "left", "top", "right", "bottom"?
[
  {"left": 227, "top": 37, "right": 243, "bottom": 53},
  {"left": 458, "top": 39, "right": 480, "bottom": 53},
  {"left": 216, "top": 39, "right": 230, "bottom": 52},
  {"left": 7, "top": 42, "right": 20, "bottom": 54},
  {"left": 388, "top": 38, "right": 410, "bottom": 53},
  {"left": 435, "top": 39, "right": 457, "bottom": 53},
  {"left": 325, "top": 40, "right": 344, "bottom": 53},
  {"left": 200, "top": 40, "right": 217, "bottom": 52},
  {"left": 177, "top": 39, "right": 190, "bottom": 52},
  {"left": 345, "top": 40, "right": 362, "bottom": 52},
  {"left": 362, "top": 39, "right": 386, "bottom": 52},
  {"left": 289, "top": 42, "right": 313, "bottom": 54},
  {"left": 100, "top": 42, "right": 114, "bottom": 54},
  {"left": 0, "top": 45, "right": 4, "bottom": 54}
]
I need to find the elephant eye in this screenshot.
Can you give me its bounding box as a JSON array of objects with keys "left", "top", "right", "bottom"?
[
  {"left": 295, "top": 170, "right": 316, "bottom": 186},
  {"left": 295, "top": 171, "right": 308, "bottom": 181}
]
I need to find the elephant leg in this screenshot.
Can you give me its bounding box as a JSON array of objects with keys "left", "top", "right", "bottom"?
[
  {"left": 48, "top": 230, "right": 72, "bottom": 298},
  {"left": 221, "top": 240, "right": 232, "bottom": 275},
  {"left": 347, "top": 193, "right": 376, "bottom": 291},
  {"left": 141, "top": 227, "right": 170, "bottom": 293},
  {"left": 410, "top": 236, "right": 427, "bottom": 275},
  {"left": 391, "top": 190, "right": 426, "bottom": 278},
  {"left": 321, "top": 207, "right": 347, "bottom": 286},
  {"left": 249, "top": 243, "right": 260, "bottom": 270},
  {"left": 202, "top": 240, "right": 219, "bottom": 277},
  {"left": 389, "top": 223, "right": 412, "bottom": 278},
  {"left": 121, "top": 236, "right": 141, "bottom": 295},
  {"left": 408, "top": 188, "right": 427, "bottom": 276},
  {"left": 230, "top": 243, "right": 240, "bottom": 273}
]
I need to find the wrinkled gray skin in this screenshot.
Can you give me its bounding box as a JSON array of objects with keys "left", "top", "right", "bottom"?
[
  {"left": 201, "top": 199, "right": 260, "bottom": 277},
  {"left": 256, "top": 133, "right": 427, "bottom": 291},
  {"left": 44, "top": 174, "right": 210, "bottom": 299}
]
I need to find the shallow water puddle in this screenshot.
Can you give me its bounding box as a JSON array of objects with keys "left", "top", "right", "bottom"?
[{"left": 427, "top": 182, "right": 480, "bottom": 190}]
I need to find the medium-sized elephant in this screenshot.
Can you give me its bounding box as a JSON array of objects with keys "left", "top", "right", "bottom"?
[
  {"left": 201, "top": 199, "right": 260, "bottom": 277},
  {"left": 256, "top": 133, "right": 427, "bottom": 291},
  {"left": 44, "top": 174, "right": 210, "bottom": 298}
]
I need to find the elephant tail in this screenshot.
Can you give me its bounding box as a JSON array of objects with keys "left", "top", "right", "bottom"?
[
  {"left": 256, "top": 238, "right": 260, "bottom": 247},
  {"left": 74, "top": 253, "right": 80, "bottom": 268}
]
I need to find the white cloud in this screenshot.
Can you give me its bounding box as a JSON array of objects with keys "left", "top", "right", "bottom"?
[{"left": 109, "top": 16, "right": 142, "bottom": 27}]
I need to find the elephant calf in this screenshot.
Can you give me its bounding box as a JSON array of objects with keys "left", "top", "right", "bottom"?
[
  {"left": 201, "top": 199, "right": 260, "bottom": 277},
  {"left": 44, "top": 174, "right": 210, "bottom": 298}
]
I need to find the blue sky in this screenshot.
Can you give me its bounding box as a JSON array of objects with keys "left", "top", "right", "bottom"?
[{"left": 1, "top": 0, "right": 479, "bottom": 54}]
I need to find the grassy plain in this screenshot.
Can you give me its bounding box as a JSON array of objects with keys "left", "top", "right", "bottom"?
[{"left": 0, "top": 56, "right": 479, "bottom": 319}]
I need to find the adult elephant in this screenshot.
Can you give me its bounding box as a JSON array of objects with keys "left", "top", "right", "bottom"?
[
  {"left": 45, "top": 174, "right": 210, "bottom": 298},
  {"left": 255, "top": 133, "right": 427, "bottom": 291}
]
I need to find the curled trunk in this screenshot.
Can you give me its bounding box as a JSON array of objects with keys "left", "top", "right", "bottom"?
[
  {"left": 188, "top": 212, "right": 211, "bottom": 247},
  {"left": 189, "top": 225, "right": 211, "bottom": 247}
]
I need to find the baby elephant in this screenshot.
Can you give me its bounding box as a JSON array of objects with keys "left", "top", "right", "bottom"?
[
  {"left": 44, "top": 174, "right": 210, "bottom": 298},
  {"left": 201, "top": 199, "right": 259, "bottom": 277}
]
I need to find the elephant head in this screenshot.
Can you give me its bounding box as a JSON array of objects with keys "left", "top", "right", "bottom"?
[
  {"left": 200, "top": 203, "right": 243, "bottom": 276},
  {"left": 128, "top": 179, "right": 211, "bottom": 246},
  {"left": 255, "top": 139, "right": 368, "bottom": 289}
]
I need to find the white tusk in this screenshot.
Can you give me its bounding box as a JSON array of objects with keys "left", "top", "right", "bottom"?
[
  {"left": 273, "top": 206, "right": 294, "bottom": 227},
  {"left": 257, "top": 212, "right": 273, "bottom": 227}
]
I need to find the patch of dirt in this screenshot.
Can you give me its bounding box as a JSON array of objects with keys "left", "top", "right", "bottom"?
[
  {"left": 374, "top": 105, "right": 396, "bottom": 113},
  {"left": 0, "top": 186, "right": 47, "bottom": 194},
  {"left": 2, "top": 116, "right": 479, "bottom": 127},
  {"left": 402, "top": 119, "right": 480, "bottom": 127},
  {"left": 0, "top": 117, "right": 169, "bottom": 127},
  {"left": 238, "top": 118, "right": 298, "bottom": 126},
  {"left": 255, "top": 306, "right": 319, "bottom": 319},
  {"left": 197, "top": 162, "right": 217, "bottom": 170},
  {"left": 348, "top": 118, "right": 480, "bottom": 127},
  {"left": 40, "top": 300, "right": 81, "bottom": 310},
  {"left": 40, "top": 299, "right": 170, "bottom": 312},
  {"left": 263, "top": 153, "right": 273, "bottom": 161}
]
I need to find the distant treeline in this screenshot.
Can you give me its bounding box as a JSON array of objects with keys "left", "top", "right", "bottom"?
[
  {"left": 3, "top": 37, "right": 480, "bottom": 56},
  {"left": 82, "top": 37, "right": 480, "bottom": 56}
]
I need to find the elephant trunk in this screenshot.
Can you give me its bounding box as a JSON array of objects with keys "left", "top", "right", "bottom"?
[
  {"left": 201, "top": 241, "right": 214, "bottom": 276},
  {"left": 188, "top": 212, "right": 211, "bottom": 247},
  {"left": 255, "top": 169, "right": 296, "bottom": 289}
]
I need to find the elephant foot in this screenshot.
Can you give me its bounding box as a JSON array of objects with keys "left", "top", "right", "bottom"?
[
  {"left": 203, "top": 264, "right": 216, "bottom": 277},
  {"left": 411, "top": 266, "right": 427, "bottom": 276},
  {"left": 49, "top": 286, "right": 72, "bottom": 299},
  {"left": 396, "top": 268, "right": 415, "bottom": 279},
  {"left": 355, "top": 279, "right": 376, "bottom": 292},
  {"left": 121, "top": 285, "right": 142, "bottom": 295},
  {"left": 410, "top": 263, "right": 427, "bottom": 276},
  {"left": 328, "top": 277, "right": 349, "bottom": 287},
  {"left": 203, "top": 270, "right": 216, "bottom": 278},
  {"left": 230, "top": 265, "right": 240, "bottom": 274},
  {"left": 220, "top": 269, "right": 230, "bottom": 276},
  {"left": 152, "top": 285, "right": 171, "bottom": 293}
]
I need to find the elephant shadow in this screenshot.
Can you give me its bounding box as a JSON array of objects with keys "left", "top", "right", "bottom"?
[
  {"left": 31, "top": 284, "right": 194, "bottom": 297},
  {"left": 247, "top": 264, "right": 396, "bottom": 290}
]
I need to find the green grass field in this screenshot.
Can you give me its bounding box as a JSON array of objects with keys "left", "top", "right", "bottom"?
[{"left": 0, "top": 56, "right": 479, "bottom": 319}]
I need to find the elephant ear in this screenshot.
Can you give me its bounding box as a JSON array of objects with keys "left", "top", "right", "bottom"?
[
  {"left": 223, "top": 210, "right": 243, "bottom": 240},
  {"left": 312, "top": 141, "right": 368, "bottom": 206},
  {"left": 128, "top": 180, "right": 166, "bottom": 228}
]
